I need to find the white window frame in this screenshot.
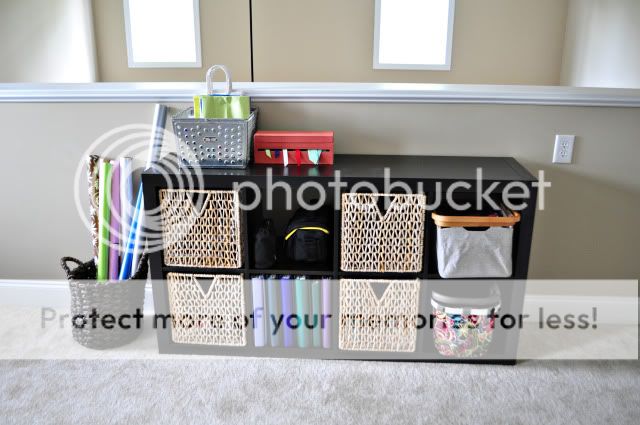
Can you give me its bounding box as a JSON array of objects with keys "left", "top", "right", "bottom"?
[
  {"left": 123, "top": 0, "right": 202, "bottom": 68},
  {"left": 373, "top": 0, "right": 456, "bottom": 71}
]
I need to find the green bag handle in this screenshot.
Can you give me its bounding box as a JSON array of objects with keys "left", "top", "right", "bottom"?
[{"left": 206, "top": 65, "right": 235, "bottom": 96}]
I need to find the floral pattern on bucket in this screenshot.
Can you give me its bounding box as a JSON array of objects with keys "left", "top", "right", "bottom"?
[{"left": 432, "top": 307, "right": 498, "bottom": 358}]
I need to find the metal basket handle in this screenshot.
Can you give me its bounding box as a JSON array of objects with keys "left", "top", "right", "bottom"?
[{"left": 206, "top": 65, "right": 233, "bottom": 96}]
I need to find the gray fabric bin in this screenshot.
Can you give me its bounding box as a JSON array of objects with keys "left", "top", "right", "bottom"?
[
  {"left": 436, "top": 226, "right": 514, "bottom": 278},
  {"left": 433, "top": 209, "right": 520, "bottom": 278}
]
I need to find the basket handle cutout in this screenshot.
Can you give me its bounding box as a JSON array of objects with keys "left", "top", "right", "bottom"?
[
  {"left": 206, "top": 65, "right": 232, "bottom": 96},
  {"left": 192, "top": 276, "right": 216, "bottom": 298},
  {"left": 366, "top": 194, "right": 400, "bottom": 223},
  {"left": 345, "top": 193, "right": 416, "bottom": 222},
  {"left": 463, "top": 226, "right": 491, "bottom": 232},
  {"left": 366, "top": 281, "right": 394, "bottom": 305},
  {"left": 186, "top": 192, "right": 211, "bottom": 218}
]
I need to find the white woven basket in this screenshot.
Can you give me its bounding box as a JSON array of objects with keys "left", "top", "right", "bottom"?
[
  {"left": 167, "top": 272, "right": 246, "bottom": 346},
  {"left": 339, "top": 278, "right": 420, "bottom": 352},
  {"left": 340, "top": 193, "right": 426, "bottom": 273},
  {"left": 160, "top": 189, "right": 243, "bottom": 268}
]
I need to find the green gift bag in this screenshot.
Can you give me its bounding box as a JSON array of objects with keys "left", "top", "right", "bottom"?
[{"left": 194, "top": 65, "right": 250, "bottom": 120}]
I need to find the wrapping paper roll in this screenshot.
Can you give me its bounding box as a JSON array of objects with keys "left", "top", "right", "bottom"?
[
  {"left": 86, "top": 155, "right": 100, "bottom": 259},
  {"left": 97, "top": 160, "right": 113, "bottom": 281},
  {"left": 108, "top": 162, "right": 121, "bottom": 280},
  {"left": 321, "top": 277, "right": 331, "bottom": 349}
]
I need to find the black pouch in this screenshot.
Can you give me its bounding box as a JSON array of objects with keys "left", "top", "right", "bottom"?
[
  {"left": 284, "top": 205, "right": 331, "bottom": 264},
  {"left": 254, "top": 219, "right": 277, "bottom": 269}
]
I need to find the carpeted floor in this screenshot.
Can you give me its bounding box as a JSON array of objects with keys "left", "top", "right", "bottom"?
[
  {"left": 1, "top": 359, "right": 638, "bottom": 424},
  {"left": 0, "top": 306, "right": 638, "bottom": 423}
]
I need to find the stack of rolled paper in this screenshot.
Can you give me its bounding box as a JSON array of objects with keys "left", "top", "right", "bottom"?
[
  {"left": 88, "top": 104, "right": 167, "bottom": 282},
  {"left": 251, "top": 275, "right": 332, "bottom": 349},
  {"left": 89, "top": 157, "right": 135, "bottom": 282}
]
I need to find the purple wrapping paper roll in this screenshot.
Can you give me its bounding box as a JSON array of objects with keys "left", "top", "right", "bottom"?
[
  {"left": 267, "top": 277, "right": 282, "bottom": 347},
  {"left": 322, "top": 278, "right": 331, "bottom": 349},
  {"left": 108, "top": 162, "right": 121, "bottom": 280},
  {"left": 251, "top": 277, "right": 266, "bottom": 347},
  {"left": 311, "top": 280, "right": 322, "bottom": 348}
]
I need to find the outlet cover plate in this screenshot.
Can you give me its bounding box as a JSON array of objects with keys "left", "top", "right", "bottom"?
[{"left": 553, "top": 135, "right": 575, "bottom": 164}]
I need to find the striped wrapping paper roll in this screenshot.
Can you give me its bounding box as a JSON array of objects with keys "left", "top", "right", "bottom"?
[{"left": 86, "top": 155, "right": 100, "bottom": 259}]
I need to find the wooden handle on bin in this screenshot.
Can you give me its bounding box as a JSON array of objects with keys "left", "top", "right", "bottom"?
[{"left": 432, "top": 211, "right": 521, "bottom": 228}]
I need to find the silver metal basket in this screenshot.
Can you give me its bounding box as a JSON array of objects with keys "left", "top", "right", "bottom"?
[{"left": 172, "top": 107, "right": 258, "bottom": 169}]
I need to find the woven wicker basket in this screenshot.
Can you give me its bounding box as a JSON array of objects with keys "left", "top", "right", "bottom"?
[
  {"left": 167, "top": 272, "right": 247, "bottom": 346},
  {"left": 340, "top": 193, "right": 426, "bottom": 273},
  {"left": 160, "top": 189, "right": 243, "bottom": 268},
  {"left": 61, "top": 256, "right": 148, "bottom": 350},
  {"left": 338, "top": 278, "right": 420, "bottom": 352}
]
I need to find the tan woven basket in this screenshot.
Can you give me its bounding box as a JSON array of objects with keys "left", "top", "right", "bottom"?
[
  {"left": 339, "top": 278, "right": 420, "bottom": 352},
  {"left": 160, "top": 189, "right": 243, "bottom": 268},
  {"left": 341, "top": 193, "right": 426, "bottom": 273},
  {"left": 167, "top": 272, "right": 246, "bottom": 346}
]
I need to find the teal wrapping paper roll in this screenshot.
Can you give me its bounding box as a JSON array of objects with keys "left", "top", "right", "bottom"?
[{"left": 295, "top": 277, "right": 310, "bottom": 348}]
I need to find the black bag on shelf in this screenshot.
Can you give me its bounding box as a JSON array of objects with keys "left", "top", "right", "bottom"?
[
  {"left": 284, "top": 205, "right": 331, "bottom": 264},
  {"left": 254, "top": 219, "right": 277, "bottom": 269}
]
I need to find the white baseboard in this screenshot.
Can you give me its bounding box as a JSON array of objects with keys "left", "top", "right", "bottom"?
[{"left": 0, "top": 280, "right": 637, "bottom": 324}]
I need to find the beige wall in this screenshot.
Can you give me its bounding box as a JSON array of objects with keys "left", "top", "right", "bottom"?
[
  {"left": 89, "top": 0, "right": 568, "bottom": 84},
  {"left": 0, "top": 0, "right": 96, "bottom": 82},
  {"left": 252, "top": 0, "right": 568, "bottom": 84},
  {"left": 91, "top": 0, "right": 252, "bottom": 82},
  {"left": 16, "top": 0, "right": 640, "bottom": 88},
  {"left": 561, "top": 0, "right": 640, "bottom": 89},
  {"left": 0, "top": 101, "right": 638, "bottom": 284}
]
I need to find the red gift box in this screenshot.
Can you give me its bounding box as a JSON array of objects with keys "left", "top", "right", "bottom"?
[{"left": 253, "top": 131, "right": 334, "bottom": 165}]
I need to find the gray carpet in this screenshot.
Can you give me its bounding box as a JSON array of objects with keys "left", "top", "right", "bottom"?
[{"left": 1, "top": 360, "right": 638, "bottom": 425}]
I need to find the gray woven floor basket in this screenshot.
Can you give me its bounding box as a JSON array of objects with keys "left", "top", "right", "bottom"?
[{"left": 61, "top": 256, "right": 148, "bottom": 350}]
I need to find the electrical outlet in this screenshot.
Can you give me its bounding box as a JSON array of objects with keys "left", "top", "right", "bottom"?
[{"left": 553, "top": 135, "right": 575, "bottom": 164}]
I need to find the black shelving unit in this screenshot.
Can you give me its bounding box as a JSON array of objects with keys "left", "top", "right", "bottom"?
[{"left": 142, "top": 154, "right": 537, "bottom": 364}]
